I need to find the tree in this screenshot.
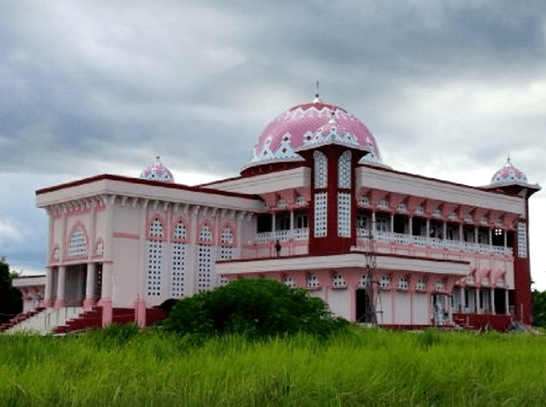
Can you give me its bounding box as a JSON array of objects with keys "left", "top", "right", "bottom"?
[
  {"left": 0, "top": 259, "right": 23, "bottom": 324},
  {"left": 162, "top": 278, "right": 348, "bottom": 340}
]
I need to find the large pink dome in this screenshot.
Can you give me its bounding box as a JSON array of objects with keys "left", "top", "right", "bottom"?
[{"left": 247, "top": 100, "right": 382, "bottom": 168}]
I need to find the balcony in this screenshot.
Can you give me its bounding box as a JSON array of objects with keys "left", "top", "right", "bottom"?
[
  {"left": 357, "top": 229, "right": 512, "bottom": 256},
  {"left": 256, "top": 228, "right": 309, "bottom": 243}
]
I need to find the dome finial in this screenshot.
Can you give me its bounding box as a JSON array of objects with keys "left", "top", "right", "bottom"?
[
  {"left": 156, "top": 155, "right": 161, "bottom": 162},
  {"left": 506, "top": 154, "right": 511, "bottom": 165},
  {"left": 313, "top": 80, "right": 321, "bottom": 103}
]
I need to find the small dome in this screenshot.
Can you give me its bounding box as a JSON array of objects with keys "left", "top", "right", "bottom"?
[
  {"left": 248, "top": 99, "right": 383, "bottom": 169},
  {"left": 140, "top": 156, "right": 175, "bottom": 183},
  {"left": 490, "top": 158, "right": 528, "bottom": 186}
]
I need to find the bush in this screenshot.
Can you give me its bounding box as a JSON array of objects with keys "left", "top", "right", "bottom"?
[{"left": 162, "top": 278, "right": 348, "bottom": 340}]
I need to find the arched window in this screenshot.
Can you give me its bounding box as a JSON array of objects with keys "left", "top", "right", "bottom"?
[
  {"left": 314, "top": 150, "right": 327, "bottom": 188},
  {"left": 199, "top": 225, "right": 212, "bottom": 243},
  {"left": 149, "top": 218, "right": 164, "bottom": 238},
  {"left": 68, "top": 227, "right": 88, "bottom": 257},
  {"left": 171, "top": 222, "right": 187, "bottom": 298},
  {"left": 173, "top": 222, "right": 187, "bottom": 240},
  {"left": 338, "top": 150, "right": 352, "bottom": 188},
  {"left": 147, "top": 218, "right": 164, "bottom": 297}
]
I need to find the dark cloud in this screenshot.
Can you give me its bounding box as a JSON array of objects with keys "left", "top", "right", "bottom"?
[{"left": 1, "top": 0, "right": 546, "bottom": 283}]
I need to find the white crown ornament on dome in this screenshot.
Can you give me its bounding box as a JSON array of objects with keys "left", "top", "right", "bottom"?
[
  {"left": 490, "top": 157, "right": 528, "bottom": 186},
  {"left": 140, "top": 156, "right": 175, "bottom": 183}
]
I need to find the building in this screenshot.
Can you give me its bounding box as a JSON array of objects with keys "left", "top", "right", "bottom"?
[{"left": 14, "top": 96, "right": 542, "bottom": 331}]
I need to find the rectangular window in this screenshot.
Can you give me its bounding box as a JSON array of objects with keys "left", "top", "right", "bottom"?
[
  {"left": 314, "top": 192, "right": 327, "bottom": 237},
  {"left": 338, "top": 192, "right": 351, "bottom": 237}
]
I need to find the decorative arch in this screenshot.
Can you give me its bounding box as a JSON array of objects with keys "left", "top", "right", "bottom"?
[
  {"left": 172, "top": 218, "right": 189, "bottom": 243},
  {"left": 197, "top": 221, "right": 214, "bottom": 245},
  {"left": 146, "top": 214, "right": 166, "bottom": 241},
  {"left": 66, "top": 222, "right": 89, "bottom": 258}
]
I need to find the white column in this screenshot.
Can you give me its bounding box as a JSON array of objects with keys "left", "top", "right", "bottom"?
[
  {"left": 408, "top": 216, "right": 413, "bottom": 236},
  {"left": 371, "top": 211, "right": 376, "bottom": 237},
  {"left": 426, "top": 219, "right": 430, "bottom": 238},
  {"left": 505, "top": 289, "right": 510, "bottom": 315},
  {"left": 443, "top": 222, "right": 447, "bottom": 240},
  {"left": 459, "top": 224, "right": 463, "bottom": 242},
  {"left": 55, "top": 266, "right": 66, "bottom": 308},
  {"left": 474, "top": 226, "right": 478, "bottom": 243},
  {"left": 44, "top": 267, "right": 54, "bottom": 307},
  {"left": 390, "top": 214, "right": 394, "bottom": 234},
  {"left": 504, "top": 230, "right": 507, "bottom": 247},
  {"left": 290, "top": 210, "right": 294, "bottom": 230},
  {"left": 488, "top": 228, "right": 492, "bottom": 246},
  {"left": 84, "top": 263, "right": 95, "bottom": 309}
]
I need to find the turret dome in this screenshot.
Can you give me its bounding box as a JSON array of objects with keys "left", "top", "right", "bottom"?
[
  {"left": 140, "top": 156, "right": 175, "bottom": 183},
  {"left": 490, "top": 157, "right": 528, "bottom": 186}
]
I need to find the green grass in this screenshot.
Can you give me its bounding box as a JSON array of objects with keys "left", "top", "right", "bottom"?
[{"left": 1, "top": 326, "right": 546, "bottom": 406}]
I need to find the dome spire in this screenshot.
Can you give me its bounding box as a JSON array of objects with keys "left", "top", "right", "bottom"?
[{"left": 313, "top": 80, "right": 321, "bottom": 103}]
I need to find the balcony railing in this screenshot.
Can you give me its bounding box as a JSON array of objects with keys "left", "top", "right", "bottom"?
[
  {"left": 256, "top": 228, "right": 309, "bottom": 243},
  {"left": 357, "top": 229, "right": 512, "bottom": 256}
]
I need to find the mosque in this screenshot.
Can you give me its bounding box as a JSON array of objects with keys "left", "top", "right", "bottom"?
[{"left": 4, "top": 95, "right": 541, "bottom": 332}]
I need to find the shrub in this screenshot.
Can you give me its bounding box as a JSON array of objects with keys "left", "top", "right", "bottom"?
[{"left": 162, "top": 278, "right": 348, "bottom": 340}]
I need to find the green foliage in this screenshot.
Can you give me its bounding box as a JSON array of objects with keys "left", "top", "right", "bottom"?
[
  {"left": 162, "top": 278, "right": 348, "bottom": 340},
  {"left": 533, "top": 289, "right": 546, "bottom": 327},
  {"left": 0, "top": 259, "right": 22, "bottom": 323}
]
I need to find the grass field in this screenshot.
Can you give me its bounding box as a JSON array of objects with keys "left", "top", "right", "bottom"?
[{"left": 1, "top": 325, "right": 546, "bottom": 406}]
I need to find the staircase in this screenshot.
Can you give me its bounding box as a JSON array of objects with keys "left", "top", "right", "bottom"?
[
  {"left": 3, "top": 307, "right": 83, "bottom": 334},
  {"left": 53, "top": 306, "right": 104, "bottom": 334},
  {"left": 0, "top": 307, "right": 46, "bottom": 331},
  {"left": 3, "top": 305, "right": 168, "bottom": 335}
]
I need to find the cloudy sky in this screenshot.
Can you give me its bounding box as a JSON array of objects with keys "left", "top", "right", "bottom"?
[{"left": 1, "top": 0, "right": 546, "bottom": 287}]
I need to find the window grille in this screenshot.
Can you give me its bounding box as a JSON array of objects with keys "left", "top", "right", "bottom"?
[
  {"left": 147, "top": 241, "right": 162, "bottom": 296},
  {"left": 173, "top": 222, "right": 187, "bottom": 239},
  {"left": 307, "top": 274, "right": 320, "bottom": 288},
  {"left": 199, "top": 225, "right": 212, "bottom": 242},
  {"left": 314, "top": 192, "right": 327, "bottom": 237},
  {"left": 379, "top": 275, "right": 390, "bottom": 288},
  {"left": 314, "top": 151, "right": 328, "bottom": 188},
  {"left": 332, "top": 274, "right": 347, "bottom": 288},
  {"left": 415, "top": 279, "right": 426, "bottom": 291},
  {"left": 149, "top": 219, "right": 164, "bottom": 238},
  {"left": 68, "top": 228, "right": 88, "bottom": 257},
  {"left": 171, "top": 243, "right": 186, "bottom": 297},
  {"left": 338, "top": 192, "right": 351, "bottom": 237},
  {"left": 338, "top": 150, "right": 352, "bottom": 188},
  {"left": 197, "top": 245, "right": 212, "bottom": 291},
  {"left": 518, "top": 221, "right": 527, "bottom": 258},
  {"left": 359, "top": 274, "right": 370, "bottom": 287},
  {"left": 398, "top": 276, "right": 408, "bottom": 289},
  {"left": 283, "top": 277, "right": 295, "bottom": 287}
]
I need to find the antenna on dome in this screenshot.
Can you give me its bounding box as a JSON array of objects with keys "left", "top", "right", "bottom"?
[{"left": 313, "top": 81, "right": 321, "bottom": 103}]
